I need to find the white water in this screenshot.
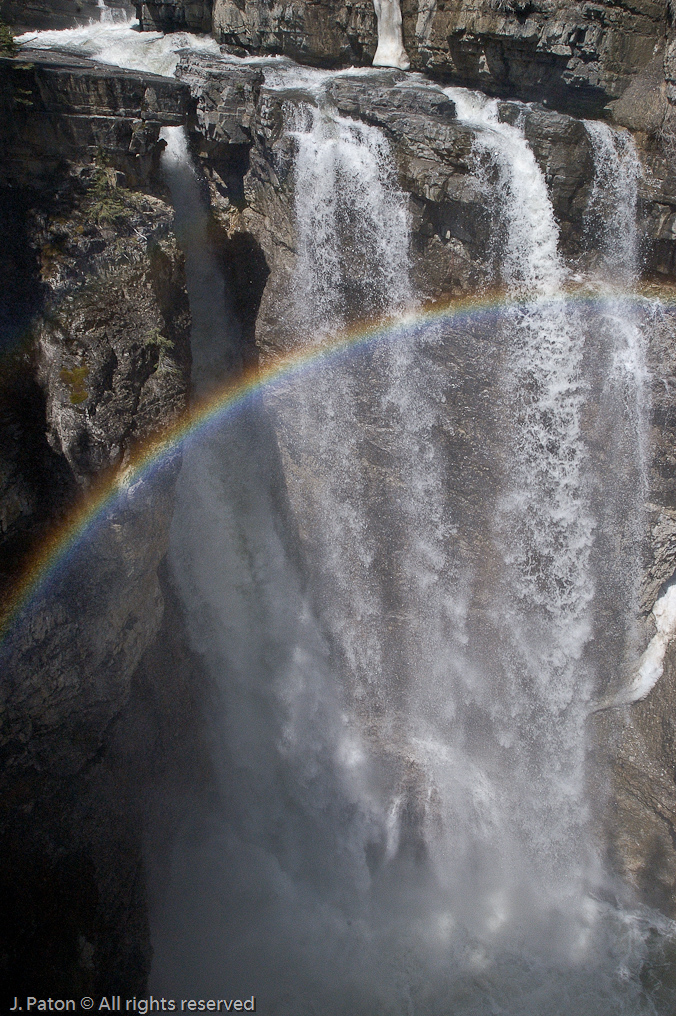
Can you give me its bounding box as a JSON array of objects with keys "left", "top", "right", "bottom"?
[
  {"left": 96, "top": 0, "right": 130, "bottom": 25},
  {"left": 288, "top": 100, "right": 411, "bottom": 335},
  {"left": 155, "top": 78, "right": 672, "bottom": 1012},
  {"left": 16, "top": 19, "right": 222, "bottom": 77},
  {"left": 20, "top": 21, "right": 676, "bottom": 1011},
  {"left": 582, "top": 121, "right": 653, "bottom": 708},
  {"left": 584, "top": 121, "right": 642, "bottom": 280},
  {"left": 372, "top": 0, "right": 410, "bottom": 69},
  {"left": 444, "top": 83, "right": 598, "bottom": 935}
]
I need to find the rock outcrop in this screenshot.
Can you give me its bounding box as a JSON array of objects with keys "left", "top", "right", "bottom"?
[
  {"left": 0, "top": 0, "right": 134, "bottom": 33},
  {"left": 182, "top": 0, "right": 669, "bottom": 116},
  {"left": 0, "top": 48, "right": 194, "bottom": 994},
  {"left": 135, "top": 0, "right": 211, "bottom": 33}
]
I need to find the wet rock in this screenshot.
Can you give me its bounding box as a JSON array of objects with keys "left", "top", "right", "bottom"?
[
  {"left": 211, "top": 0, "right": 377, "bottom": 67},
  {"left": 175, "top": 49, "right": 262, "bottom": 145}
]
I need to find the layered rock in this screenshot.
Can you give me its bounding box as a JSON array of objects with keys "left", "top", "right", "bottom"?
[
  {"left": 0, "top": 0, "right": 134, "bottom": 33},
  {"left": 406, "top": 0, "right": 668, "bottom": 114},
  {"left": 0, "top": 49, "right": 194, "bottom": 993},
  {"left": 200, "top": 0, "right": 668, "bottom": 116},
  {"left": 136, "top": 0, "right": 211, "bottom": 33},
  {"left": 0, "top": 48, "right": 190, "bottom": 187}
]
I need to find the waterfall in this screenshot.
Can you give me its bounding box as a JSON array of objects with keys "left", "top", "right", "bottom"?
[
  {"left": 16, "top": 19, "right": 221, "bottom": 77},
  {"left": 289, "top": 101, "right": 411, "bottom": 335},
  {"left": 582, "top": 121, "right": 653, "bottom": 707},
  {"left": 372, "top": 0, "right": 410, "bottom": 69},
  {"left": 96, "top": 0, "right": 126, "bottom": 24},
  {"left": 15, "top": 20, "right": 676, "bottom": 1010},
  {"left": 443, "top": 83, "right": 598, "bottom": 933},
  {"left": 584, "top": 121, "right": 642, "bottom": 280},
  {"left": 148, "top": 76, "right": 672, "bottom": 1012}
]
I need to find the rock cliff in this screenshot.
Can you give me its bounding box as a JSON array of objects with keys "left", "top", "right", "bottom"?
[
  {"left": 0, "top": 48, "right": 196, "bottom": 994},
  {"left": 129, "top": 0, "right": 671, "bottom": 117},
  {"left": 0, "top": 0, "right": 134, "bottom": 32},
  {"left": 3, "top": 0, "right": 676, "bottom": 993}
]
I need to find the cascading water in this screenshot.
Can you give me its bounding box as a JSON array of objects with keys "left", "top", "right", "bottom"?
[
  {"left": 582, "top": 121, "right": 652, "bottom": 705},
  {"left": 96, "top": 0, "right": 128, "bottom": 25},
  {"left": 17, "top": 19, "right": 676, "bottom": 1012},
  {"left": 151, "top": 79, "right": 674, "bottom": 1013},
  {"left": 372, "top": 0, "right": 410, "bottom": 69},
  {"left": 443, "top": 88, "right": 597, "bottom": 896}
]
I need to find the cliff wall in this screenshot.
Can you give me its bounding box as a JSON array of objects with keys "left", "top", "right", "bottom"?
[
  {"left": 125, "top": 0, "right": 673, "bottom": 117},
  {"left": 0, "top": 50, "right": 199, "bottom": 995},
  {"left": 3, "top": 0, "right": 673, "bottom": 122},
  {"left": 0, "top": 0, "right": 134, "bottom": 32},
  {"left": 3, "top": 0, "right": 676, "bottom": 992}
]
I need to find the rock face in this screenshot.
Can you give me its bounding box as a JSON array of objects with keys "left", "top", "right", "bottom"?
[
  {"left": 203, "top": 0, "right": 668, "bottom": 114},
  {"left": 2, "top": 0, "right": 671, "bottom": 121},
  {"left": 212, "top": 0, "right": 377, "bottom": 65},
  {"left": 0, "top": 49, "right": 190, "bottom": 187},
  {"left": 0, "top": 0, "right": 134, "bottom": 32},
  {"left": 405, "top": 0, "right": 667, "bottom": 113},
  {"left": 136, "top": 0, "right": 211, "bottom": 33},
  {"left": 0, "top": 49, "right": 193, "bottom": 993}
]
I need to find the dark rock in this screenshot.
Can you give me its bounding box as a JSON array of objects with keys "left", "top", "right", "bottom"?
[
  {"left": 211, "top": 0, "right": 377, "bottom": 67},
  {"left": 0, "top": 562, "right": 214, "bottom": 995},
  {"left": 0, "top": 49, "right": 192, "bottom": 188},
  {"left": 609, "top": 52, "right": 668, "bottom": 134},
  {"left": 0, "top": 50, "right": 193, "bottom": 997},
  {"left": 520, "top": 104, "right": 595, "bottom": 247},
  {"left": 136, "top": 0, "right": 212, "bottom": 33},
  {"left": 175, "top": 49, "right": 262, "bottom": 145},
  {"left": 0, "top": 0, "right": 134, "bottom": 33}
]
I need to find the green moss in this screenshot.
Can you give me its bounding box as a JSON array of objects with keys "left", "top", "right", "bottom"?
[
  {"left": 60, "top": 365, "right": 90, "bottom": 405},
  {"left": 14, "top": 86, "right": 33, "bottom": 107},
  {"left": 86, "top": 160, "right": 131, "bottom": 225},
  {"left": 144, "top": 327, "right": 174, "bottom": 365},
  {"left": 0, "top": 20, "right": 17, "bottom": 56}
]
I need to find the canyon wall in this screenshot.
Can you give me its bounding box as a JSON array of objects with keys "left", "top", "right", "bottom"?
[
  {"left": 3, "top": 0, "right": 676, "bottom": 994},
  {"left": 0, "top": 0, "right": 134, "bottom": 32},
  {"left": 129, "top": 0, "right": 673, "bottom": 117},
  {"left": 0, "top": 49, "right": 199, "bottom": 994}
]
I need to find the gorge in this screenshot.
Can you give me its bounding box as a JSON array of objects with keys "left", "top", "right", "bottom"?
[{"left": 3, "top": 0, "right": 676, "bottom": 1012}]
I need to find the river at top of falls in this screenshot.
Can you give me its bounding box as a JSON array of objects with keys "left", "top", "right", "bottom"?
[{"left": 18, "top": 19, "right": 676, "bottom": 1013}]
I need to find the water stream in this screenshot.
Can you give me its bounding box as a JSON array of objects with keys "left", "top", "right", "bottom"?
[{"left": 17, "top": 20, "right": 676, "bottom": 1013}]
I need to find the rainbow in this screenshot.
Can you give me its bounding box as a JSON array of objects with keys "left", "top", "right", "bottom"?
[{"left": 1, "top": 285, "right": 674, "bottom": 641}]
